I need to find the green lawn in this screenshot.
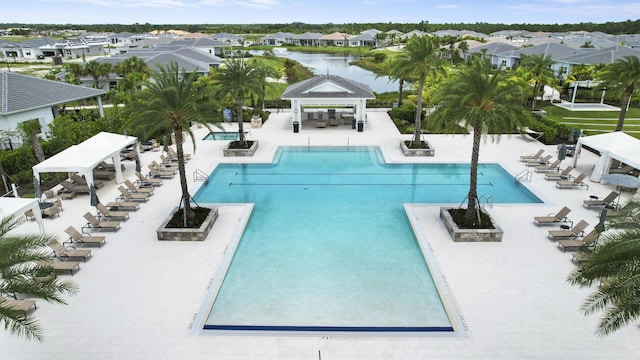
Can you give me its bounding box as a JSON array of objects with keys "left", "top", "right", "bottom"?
[{"left": 542, "top": 105, "right": 640, "bottom": 139}]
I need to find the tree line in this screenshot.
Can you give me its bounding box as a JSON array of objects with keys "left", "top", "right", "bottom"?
[{"left": 2, "top": 19, "right": 640, "bottom": 35}]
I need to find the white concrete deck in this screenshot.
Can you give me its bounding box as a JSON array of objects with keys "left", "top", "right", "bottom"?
[{"left": 3, "top": 110, "right": 639, "bottom": 359}]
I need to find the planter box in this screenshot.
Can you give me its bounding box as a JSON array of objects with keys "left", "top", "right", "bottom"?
[
  {"left": 156, "top": 207, "right": 218, "bottom": 241},
  {"left": 223, "top": 140, "right": 259, "bottom": 157},
  {"left": 439, "top": 207, "right": 503, "bottom": 242},
  {"left": 400, "top": 140, "right": 435, "bottom": 157}
]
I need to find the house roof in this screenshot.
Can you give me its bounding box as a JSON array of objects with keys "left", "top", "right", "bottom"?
[
  {"left": 0, "top": 71, "right": 106, "bottom": 115},
  {"left": 281, "top": 75, "right": 375, "bottom": 100},
  {"left": 468, "top": 42, "right": 519, "bottom": 55},
  {"left": 558, "top": 46, "right": 640, "bottom": 65},
  {"left": 496, "top": 43, "right": 585, "bottom": 60}
]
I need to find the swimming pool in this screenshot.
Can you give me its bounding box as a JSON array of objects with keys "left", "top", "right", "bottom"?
[
  {"left": 194, "top": 147, "right": 541, "bottom": 332},
  {"left": 202, "top": 131, "right": 247, "bottom": 141}
]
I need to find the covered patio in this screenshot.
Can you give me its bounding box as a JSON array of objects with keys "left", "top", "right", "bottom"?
[
  {"left": 32, "top": 132, "right": 137, "bottom": 199},
  {"left": 571, "top": 131, "right": 640, "bottom": 182},
  {"left": 281, "top": 75, "right": 375, "bottom": 132}
]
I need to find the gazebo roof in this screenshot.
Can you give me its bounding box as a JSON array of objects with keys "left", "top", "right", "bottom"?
[{"left": 281, "top": 75, "right": 375, "bottom": 100}]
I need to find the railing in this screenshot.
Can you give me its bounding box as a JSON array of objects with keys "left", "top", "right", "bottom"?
[
  {"left": 515, "top": 169, "right": 532, "bottom": 184},
  {"left": 193, "top": 169, "right": 209, "bottom": 184},
  {"left": 479, "top": 194, "right": 494, "bottom": 209}
]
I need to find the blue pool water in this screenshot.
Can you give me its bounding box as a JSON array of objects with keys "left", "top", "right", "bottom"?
[
  {"left": 195, "top": 147, "right": 541, "bottom": 331},
  {"left": 202, "top": 131, "right": 247, "bottom": 141}
]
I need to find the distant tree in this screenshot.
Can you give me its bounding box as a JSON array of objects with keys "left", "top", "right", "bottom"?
[
  {"left": 62, "top": 62, "right": 84, "bottom": 85},
  {"left": 520, "top": 54, "right": 556, "bottom": 110},
  {"left": 581, "top": 41, "right": 595, "bottom": 48},
  {"left": 599, "top": 55, "right": 640, "bottom": 131},
  {"left": 17, "top": 119, "right": 45, "bottom": 163},
  {"left": 84, "top": 60, "right": 108, "bottom": 88}
]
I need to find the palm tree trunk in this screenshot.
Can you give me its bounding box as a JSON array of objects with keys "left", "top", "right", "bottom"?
[
  {"left": 413, "top": 78, "right": 424, "bottom": 144},
  {"left": 174, "top": 128, "right": 194, "bottom": 227},
  {"left": 531, "top": 81, "right": 539, "bottom": 110},
  {"left": 398, "top": 79, "right": 404, "bottom": 106},
  {"left": 465, "top": 122, "right": 482, "bottom": 220},
  {"left": 31, "top": 134, "right": 45, "bottom": 163},
  {"left": 616, "top": 89, "right": 633, "bottom": 131},
  {"left": 236, "top": 96, "right": 246, "bottom": 147}
]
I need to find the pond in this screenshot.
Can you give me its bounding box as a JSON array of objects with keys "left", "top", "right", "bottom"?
[{"left": 250, "top": 48, "right": 402, "bottom": 94}]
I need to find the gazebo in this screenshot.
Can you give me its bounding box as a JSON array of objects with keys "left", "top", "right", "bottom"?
[{"left": 281, "top": 75, "right": 375, "bottom": 132}]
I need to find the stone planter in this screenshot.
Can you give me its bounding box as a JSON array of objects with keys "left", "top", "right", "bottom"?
[
  {"left": 223, "top": 140, "right": 259, "bottom": 157},
  {"left": 400, "top": 140, "right": 435, "bottom": 156},
  {"left": 439, "top": 207, "right": 503, "bottom": 242},
  {"left": 156, "top": 207, "right": 218, "bottom": 241}
]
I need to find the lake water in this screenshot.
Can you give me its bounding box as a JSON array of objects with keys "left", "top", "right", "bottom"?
[{"left": 251, "top": 49, "right": 401, "bottom": 93}]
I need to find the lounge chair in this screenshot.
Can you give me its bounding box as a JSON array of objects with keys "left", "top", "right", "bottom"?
[
  {"left": 534, "top": 159, "right": 561, "bottom": 173},
  {"left": 41, "top": 259, "right": 81, "bottom": 276},
  {"left": 60, "top": 180, "right": 90, "bottom": 194},
  {"left": 548, "top": 220, "right": 589, "bottom": 241},
  {"left": 148, "top": 164, "right": 174, "bottom": 179},
  {"left": 544, "top": 166, "right": 574, "bottom": 181},
  {"left": 135, "top": 171, "right": 162, "bottom": 187},
  {"left": 558, "top": 229, "right": 599, "bottom": 252},
  {"left": 556, "top": 173, "right": 589, "bottom": 189},
  {"left": 117, "top": 186, "right": 150, "bottom": 202},
  {"left": 96, "top": 203, "right": 129, "bottom": 221},
  {"left": 124, "top": 179, "right": 154, "bottom": 194},
  {"left": 521, "top": 127, "right": 543, "bottom": 141},
  {"left": 533, "top": 206, "right": 572, "bottom": 226},
  {"left": 97, "top": 161, "right": 125, "bottom": 172},
  {"left": 524, "top": 154, "right": 552, "bottom": 166},
  {"left": 93, "top": 170, "right": 116, "bottom": 181},
  {"left": 583, "top": 191, "right": 619, "bottom": 209},
  {"left": 572, "top": 251, "right": 591, "bottom": 264},
  {"left": 48, "top": 240, "right": 92, "bottom": 262},
  {"left": 168, "top": 147, "right": 190, "bottom": 160},
  {"left": 1, "top": 297, "right": 36, "bottom": 314},
  {"left": 608, "top": 165, "right": 635, "bottom": 175},
  {"left": 150, "top": 139, "right": 161, "bottom": 151},
  {"left": 152, "top": 160, "right": 177, "bottom": 173},
  {"left": 64, "top": 226, "right": 106, "bottom": 247},
  {"left": 520, "top": 149, "right": 544, "bottom": 161},
  {"left": 71, "top": 174, "right": 104, "bottom": 189},
  {"left": 42, "top": 204, "right": 61, "bottom": 218},
  {"left": 105, "top": 201, "right": 140, "bottom": 212},
  {"left": 83, "top": 212, "right": 121, "bottom": 232}
]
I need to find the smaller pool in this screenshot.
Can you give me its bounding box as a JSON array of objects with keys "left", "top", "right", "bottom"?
[{"left": 203, "top": 131, "right": 247, "bottom": 141}]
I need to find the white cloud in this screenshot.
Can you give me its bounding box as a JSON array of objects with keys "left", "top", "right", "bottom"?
[{"left": 436, "top": 4, "right": 461, "bottom": 9}]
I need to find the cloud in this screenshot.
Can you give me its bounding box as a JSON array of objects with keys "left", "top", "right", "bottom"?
[{"left": 436, "top": 4, "right": 461, "bottom": 9}]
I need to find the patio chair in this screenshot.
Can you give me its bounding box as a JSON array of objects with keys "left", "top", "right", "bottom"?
[
  {"left": 93, "top": 170, "right": 116, "bottom": 181},
  {"left": 48, "top": 240, "right": 92, "bottom": 262},
  {"left": 96, "top": 203, "right": 129, "bottom": 221},
  {"left": 533, "top": 206, "right": 572, "bottom": 226},
  {"left": 124, "top": 179, "right": 154, "bottom": 195},
  {"left": 168, "top": 147, "right": 190, "bottom": 161},
  {"left": 521, "top": 127, "right": 543, "bottom": 141},
  {"left": 524, "top": 154, "right": 552, "bottom": 166},
  {"left": 24, "top": 209, "right": 35, "bottom": 221},
  {"left": 38, "top": 258, "right": 81, "bottom": 276},
  {"left": 152, "top": 160, "right": 177, "bottom": 173},
  {"left": 1, "top": 297, "right": 37, "bottom": 314},
  {"left": 71, "top": 174, "right": 104, "bottom": 189},
  {"left": 556, "top": 173, "right": 589, "bottom": 189},
  {"left": 83, "top": 212, "right": 121, "bottom": 232},
  {"left": 558, "top": 229, "right": 599, "bottom": 252},
  {"left": 135, "top": 171, "right": 162, "bottom": 187},
  {"left": 64, "top": 226, "right": 106, "bottom": 247},
  {"left": 42, "top": 204, "right": 61, "bottom": 218},
  {"left": 583, "top": 191, "right": 619, "bottom": 209},
  {"left": 519, "top": 149, "right": 544, "bottom": 161},
  {"left": 117, "top": 186, "right": 150, "bottom": 202},
  {"left": 159, "top": 155, "right": 179, "bottom": 170},
  {"left": 105, "top": 200, "right": 140, "bottom": 212},
  {"left": 534, "top": 159, "right": 561, "bottom": 173},
  {"left": 548, "top": 219, "right": 589, "bottom": 241},
  {"left": 148, "top": 164, "right": 174, "bottom": 179},
  {"left": 60, "top": 180, "right": 90, "bottom": 194},
  {"left": 544, "top": 166, "right": 574, "bottom": 181}
]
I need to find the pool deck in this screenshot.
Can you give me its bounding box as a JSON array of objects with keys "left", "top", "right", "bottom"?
[{"left": 3, "top": 110, "right": 639, "bottom": 359}]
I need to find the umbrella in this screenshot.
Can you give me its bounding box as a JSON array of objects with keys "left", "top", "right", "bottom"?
[
  {"left": 33, "top": 177, "right": 41, "bottom": 200},
  {"left": 135, "top": 154, "right": 141, "bottom": 173},
  {"left": 89, "top": 184, "right": 99, "bottom": 207},
  {"left": 568, "top": 128, "right": 575, "bottom": 143},
  {"left": 557, "top": 144, "right": 567, "bottom": 165}
]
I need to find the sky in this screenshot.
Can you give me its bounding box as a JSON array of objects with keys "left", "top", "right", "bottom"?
[{"left": 2, "top": 0, "right": 639, "bottom": 25}]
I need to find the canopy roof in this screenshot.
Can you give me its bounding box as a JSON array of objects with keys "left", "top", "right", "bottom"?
[
  {"left": 572, "top": 132, "right": 640, "bottom": 181},
  {"left": 0, "top": 197, "right": 44, "bottom": 233},
  {"left": 33, "top": 132, "right": 137, "bottom": 184}
]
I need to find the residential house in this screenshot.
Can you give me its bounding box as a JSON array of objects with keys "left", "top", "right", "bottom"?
[
  {"left": 261, "top": 32, "right": 295, "bottom": 46},
  {"left": 292, "top": 32, "right": 324, "bottom": 47}
]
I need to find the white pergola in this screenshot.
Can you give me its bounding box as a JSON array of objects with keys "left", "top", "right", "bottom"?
[
  {"left": 0, "top": 197, "right": 44, "bottom": 233},
  {"left": 33, "top": 132, "right": 137, "bottom": 189},
  {"left": 572, "top": 132, "right": 640, "bottom": 182}
]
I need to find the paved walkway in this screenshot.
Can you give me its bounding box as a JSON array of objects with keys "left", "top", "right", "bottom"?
[{"left": 3, "top": 110, "right": 639, "bottom": 359}]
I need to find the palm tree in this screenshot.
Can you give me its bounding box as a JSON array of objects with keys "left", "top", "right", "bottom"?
[
  {"left": 567, "top": 194, "right": 640, "bottom": 336},
  {"left": 430, "top": 57, "right": 531, "bottom": 221},
  {"left": 211, "top": 57, "right": 263, "bottom": 148},
  {"left": 599, "top": 55, "right": 640, "bottom": 131},
  {"left": 0, "top": 216, "right": 77, "bottom": 341},
  {"left": 63, "top": 62, "right": 84, "bottom": 85},
  {"left": 17, "top": 119, "right": 45, "bottom": 163},
  {"left": 125, "top": 61, "right": 221, "bottom": 226},
  {"left": 252, "top": 61, "right": 278, "bottom": 110},
  {"left": 84, "top": 60, "right": 108, "bottom": 88},
  {"left": 392, "top": 36, "right": 444, "bottom": 145},
  {"left": 520, "top": 54, "right": 556, "bottom": 110}
]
